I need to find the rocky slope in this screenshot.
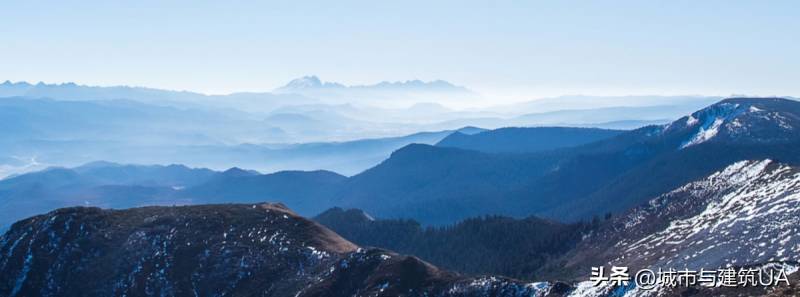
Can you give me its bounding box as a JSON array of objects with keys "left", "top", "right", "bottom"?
[
  {"left": 535, "top": 159, "right": 800, "bottom": 296},
  {"left": 0, "top": 203, "right": 553, "bottom": 297}
]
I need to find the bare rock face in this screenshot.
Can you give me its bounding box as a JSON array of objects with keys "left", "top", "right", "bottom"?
[{"left": 0, "top": 203, "right": 547, "bottom": 297}]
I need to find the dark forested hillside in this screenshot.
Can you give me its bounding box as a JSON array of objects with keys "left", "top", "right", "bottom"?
[
  {"left": 436, "top": 127, "right": 623, "bottom": 153},
  {"left": 314, "top": 207, "right": 597, "bottom": 280},
  {"left": 332, "top": 144, "right": 567, "bottom": 225}
]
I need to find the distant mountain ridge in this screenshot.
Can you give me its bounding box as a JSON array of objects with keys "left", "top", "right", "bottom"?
[
  {"left": 0, "top": 96, "right": 473, "bottom": 177},
  {"left": 0, "top": 162, "right": 222, "bottom": 228},
  {"left": 274, "top": 75, "right": 469, "bottom": 93},
  {"left": 2, "top": 97, "right": 798, "bottom": 228},
  {"left": 436, "top": 127, "right": 624, "bottom": 153},
  {"left": 4, "top": 86, "right": 800, "bottom": 296},
  {"left": 330, "top": 97, "right": 800, "bottom": 224},
  {"left": 270, "top": 76, "right": 480, "bottom": 108}
]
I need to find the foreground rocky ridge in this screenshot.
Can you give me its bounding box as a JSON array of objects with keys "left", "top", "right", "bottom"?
[
  {"left": 0, "top": 203, "right": 550, "bottom": 297},
  {"left": 542, "top": 159, "right": 800, "bottom": 296},
  {"left": 2, "top": 159, "right": 800, "bottom": 296}
]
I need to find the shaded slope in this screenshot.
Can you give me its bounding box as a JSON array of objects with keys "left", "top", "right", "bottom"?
[
  {"left": 552, "top": 97, "right": 800, "bottom": 219},
  {"left": 334, "top": 144, "right": 565, "bottom": 225},
  {"left": 315, "top": 207, "right": 594, "bottom": 281},
  {"left": 436, "top": 127, "right": 623, "bottom": 154},
  {"left": 334, "top": 98, "right": 800, "bottom": 224}
]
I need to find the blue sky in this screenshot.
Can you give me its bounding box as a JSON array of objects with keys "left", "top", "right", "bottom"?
[{"left": 2, "top": 1, "right": 798, "bottom": 101}]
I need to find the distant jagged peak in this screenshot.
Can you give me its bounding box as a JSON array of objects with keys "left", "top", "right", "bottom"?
[
  {"left": 1, "top": 80, "right": 115, "bottom": 89},
  {"left": 274, "top": 75, "right": 469, "bottom": 93},
  {"left": 1, "top": 80, "right": 33, "bottom": 87},
  {"left": 371, "top": 79, "right": 461, "bottom": 89},
  {"left": 276, "top": 75, "right": 345, "bottom": 91}
]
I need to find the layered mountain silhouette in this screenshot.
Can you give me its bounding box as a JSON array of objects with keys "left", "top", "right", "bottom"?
[
  {"left": 0, "top": 162, "right": 348, "bottom": 228},
  {"left": 331, "top": 98, "right": 800, "bottom": 224},
  {"left": 0, "top": 95, "right": 468, "bottom": 177},
  {"left": 1, "top": 98, "right": 798, "bottom": 228},
  {"left": 1, "top": 81, "right": 727, "bottom": 180},
  {"left": 274, "top": 76, "right": 470, "bottom": 93},
  {"left": 0, "top": 80, "right": 318, "bottom": 112},
  {"left": 2, "top": 97, "right": 800, "bottom": 295}
]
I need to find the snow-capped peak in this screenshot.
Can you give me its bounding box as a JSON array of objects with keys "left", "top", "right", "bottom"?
[
  {"left": 274, "top": 76, "right": 345, "bottom": 92},
  {"left": 671, "top": 98, "right": 800, "bottom": 149}
]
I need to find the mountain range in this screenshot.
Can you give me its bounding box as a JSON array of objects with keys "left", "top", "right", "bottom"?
[
  {"left": 3, "top": 156, "right": 799, "bottom": 297},
  {"left": 1, "top": 97, "right": 798, "bottom": 228},
  {"left": 274, "top": 75, "right": 470, "bottom": 93},
  {"left": 329, "top": 98, "right": 800, "bottom": 224},
  {"left": 0, "top": 124, "right": 624, "bottom": 228},
  {"left": 272, "top": 76, "right": 479, "bottom": 108},
  {"left": 312, "top": 158, "right": 800, "bottom": 296},
  {"left": 0, "top": 95, "right": 477, "bottom": 177},
  {"left": 0, "top": 79, "right": 730, "bottom": 180},
  {"left": 2, "top": 96, "right": 800, "bottom": 296}
]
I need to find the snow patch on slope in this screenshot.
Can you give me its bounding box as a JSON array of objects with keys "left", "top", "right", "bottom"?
[
  {"left": 678, "top": 102, "right": 751, "bottom": 149},
  {"left": 623, "top": 160, "right": 800, "bottom": 269},
  {"left": 680, "top": 117, "right": 724, "bottom": 149},
  {"left": 685, "top": 115, "right": 698, "bottom": 126}
]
